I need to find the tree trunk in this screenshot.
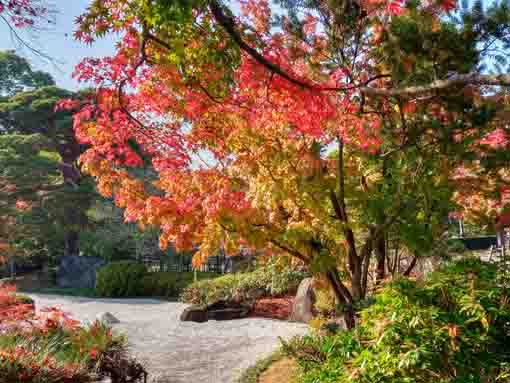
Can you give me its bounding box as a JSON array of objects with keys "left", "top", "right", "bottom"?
[
  {"left": 403, "top": 256, "right": 418, "bottom": 276},
  {"left": 54, "top": 114, "right": 85, "bottom": 260},
  {"left": 9, "top": 257, "right": 16, "bottom": 278},
  {"left": 375, "top": 232, "right": 386, "bottom": 284},
  {"left": 64, "top": 230, "right": 80, "bottom": 257},
  {"left": 325, "top": 267, "right": 356, "bottom": 330}
]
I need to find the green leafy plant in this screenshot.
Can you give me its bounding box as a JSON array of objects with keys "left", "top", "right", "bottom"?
[
  {"left": 140, "top": 271, "right": 215, "bottom": 298},
  {"left": 181, "top": 261, "right": 307, "bottom": 305},
  {"left": 0, "top": 285, "right": 146, "bottom": 383},
  {"left": 95, "top": 261, "right": 147, "bottom": 297},
  {"left": 284, "top": 259, "right": 510, "bottom": 383}
]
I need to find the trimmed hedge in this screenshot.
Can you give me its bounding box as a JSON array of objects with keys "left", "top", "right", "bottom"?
[
  {"left": 96, "top": 262, "right": 217, "bottom": 298},
  {"left": 141, "top": 271, "right": 216, "bottom": 298},
  {"left": 95, "top": 261, "right": 147, "bottom": 297}
]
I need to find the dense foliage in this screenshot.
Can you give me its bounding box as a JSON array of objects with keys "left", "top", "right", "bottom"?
[
  {"left": 181, "top": 261, "right": 307, "bottom": 305},
  {"left": 0, "top": 285, "right": 146, "bottom": 383},
  {"left": 95, "top": 261, "right": 147, "bottom": 297},
  {"left": 283, "top": 259, "right": 510, "bottom": 383},
  {"left": 0, "top": 51, "right": 98, "bottom": 267},
  {"left": 141, "top": 271, "right": 216, "bottom": 298},
  {"left": 68, "top": 0, "right": 510, "bottom": 329}
]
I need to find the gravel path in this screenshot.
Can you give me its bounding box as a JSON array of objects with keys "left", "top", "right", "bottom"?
[{"left": 29, "top": 294, "right": 308, "bottom": 383}]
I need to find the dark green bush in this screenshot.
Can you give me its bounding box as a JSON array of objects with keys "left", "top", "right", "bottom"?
[
  {"left": 95, "top": 261, "right": 147, "bottom": 297},
  {"left": 141, "top": 271, "right": 215, "bottom": 298},
  {"left": 181, "top": 261, "right": 308, "bottom": 305},
  {"left": 283, "top": 259, "right": 510, "bottom": 383},
  {"left": 13, "top": 294, "right": 34, "bottom": 306}
]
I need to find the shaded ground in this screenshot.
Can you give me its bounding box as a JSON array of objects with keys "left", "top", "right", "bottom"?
[
  {"left": 29, "top": 294, "right": 308, "bottom": 383},
  {"left": 259, "top": 358, "right": 298, "bottom": 383},
  {"left": 250, "top": 297, "right": 294, "bottom": 320}
]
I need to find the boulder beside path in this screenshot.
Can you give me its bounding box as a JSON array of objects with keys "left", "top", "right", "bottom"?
[{"left": 290, "top": 278, "right": 316, "bottom": 323}]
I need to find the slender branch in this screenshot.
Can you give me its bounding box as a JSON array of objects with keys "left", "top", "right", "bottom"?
[
  {"left": 270, "top": 239, "right": 308, "bottom": 262},
  {"left": 209, "top": 0, "right": 312, "bottom": 89},
  {"left": 329, "top": 190, "right": 344, "bottom": 222},
  {"left": 0, "top": 14, "right": 54, "bottom": 62},
  {"left": 326, "top": 269, "right": 353, "bottom": 304},
  {"left": 403, "top": 256, "right": 418, "bottom": 276},
  {"left": 151, "top": 9, "right": 510, "bottom": 98},
  {"left": 337, "top": 137, "right": 348, "bottom": 222},
  {"left": 360, "top": 231, "right": 373, "bottom": 297}
]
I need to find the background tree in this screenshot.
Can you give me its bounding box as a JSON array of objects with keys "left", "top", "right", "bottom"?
[
  {"left": 0, "top": 51, "right": 95, "bottom": 262},
  {"left": 0, "top": 50, "right": 54, "bottom": 97}
]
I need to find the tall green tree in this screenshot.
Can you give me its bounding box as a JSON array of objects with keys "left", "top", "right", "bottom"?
[
  {"left": 0, "top": 50, "right": 54, "bottom": 97},
  {"left": 0, "top": 51, "right": 93, "bottom": 259}
]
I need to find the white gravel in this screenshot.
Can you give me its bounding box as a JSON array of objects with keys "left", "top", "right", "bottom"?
[{"left": 29, "top": 294, "right": 308, "bottom": 383}]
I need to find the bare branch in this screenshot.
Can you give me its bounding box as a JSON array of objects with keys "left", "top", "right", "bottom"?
[{"left": 360, "top": 73, "right": 510, "bottom": 98}]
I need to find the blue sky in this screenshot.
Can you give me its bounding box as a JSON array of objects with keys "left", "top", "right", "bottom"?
[{"left": 0, "top": 0, "right": 116, "bottom": 91}]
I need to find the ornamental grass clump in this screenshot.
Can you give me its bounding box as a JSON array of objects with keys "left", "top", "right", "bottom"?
[
  {"left": 0, "top": 284, "right": 147, "bottom": 383},
  {"left": 283, "top": 259, "right": 510, "bottom": 383}
]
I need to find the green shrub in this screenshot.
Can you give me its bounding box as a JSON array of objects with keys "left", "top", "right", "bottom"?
[
  {"left": 95, "top": 261, "right": 147, "bottom": 297},
  {"left": 13, "top": 294, "right": 34, "bottom": 306},
  {"left": 181, "top": 261, "right": 307, "bottom": 305},
  {"left": 283, "top": 259, "right": 510, "bottom": 383},
  {"left": 141, "top": 271, "right": 215, "bottom": 298}
]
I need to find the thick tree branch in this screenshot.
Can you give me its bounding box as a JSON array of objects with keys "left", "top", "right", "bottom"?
[{"left": 360, "top": 73, "right": 510, "bottom": 98}]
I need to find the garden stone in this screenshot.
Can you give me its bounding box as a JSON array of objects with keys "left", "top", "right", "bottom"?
[
  {"left": 207, "top": 307, "right": 249, "bottom": 320},
  {"left": 97, "top": 312, "right": 120, "bottom": 324},
  {"left": 206, "top": 300, "right": 250, "bottom": 321},
  {"left": 56, "top": 255, "right": 106, "bottom": 289},
  {"left": 180, "top": 305, "right": 208, "bottom": 322},
  {"left": 290, "top": 278, "right": 315, "bottom": 323}
]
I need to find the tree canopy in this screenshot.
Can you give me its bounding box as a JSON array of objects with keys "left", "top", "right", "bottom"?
[
  {"left": 0, "top": 50, "right": 54, "bottom": 97},
  {"left": 0, "top": 51, "right": 94, "bottom": 263},
  {"left": 68, "top": 0, "right": 510, "bottom": 321}
]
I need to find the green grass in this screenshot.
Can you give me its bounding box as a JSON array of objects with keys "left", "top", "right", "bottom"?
[
  {"left": 237, "top": 351, "right": 284, "bottom": 383},
  {"left": 34, "top": 287, "right": 97, "bottom": 297}
]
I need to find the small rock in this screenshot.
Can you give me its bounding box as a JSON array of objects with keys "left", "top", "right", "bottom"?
[
  {"left": 180, "top": 305, "right": 208, "bottom": 322},
  {"left": 290, "top": 278, "right": 316, "bottom": 323},
  {"left": 97, "top": 312, "right": 120, "bottom": 324}
]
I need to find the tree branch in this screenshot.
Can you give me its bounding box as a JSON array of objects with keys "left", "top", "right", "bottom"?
[
  {"left": 209, "top": 0, "right": 312, "bottom": 89},
  {"left": 360, "top": 73, "right": 510, "bottom": 98},
  {"left": 270, "top": 239, "right": 308, "bottom": 262}
]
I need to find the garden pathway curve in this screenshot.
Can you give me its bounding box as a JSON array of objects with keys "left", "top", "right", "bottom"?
[{"left": 29, "top": 294, "right": 308, "bottom": 383}]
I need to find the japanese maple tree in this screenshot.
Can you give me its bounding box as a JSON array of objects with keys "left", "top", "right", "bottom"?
[{"left": 72, "top": 0, "right": 510, "bottom": 325}]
